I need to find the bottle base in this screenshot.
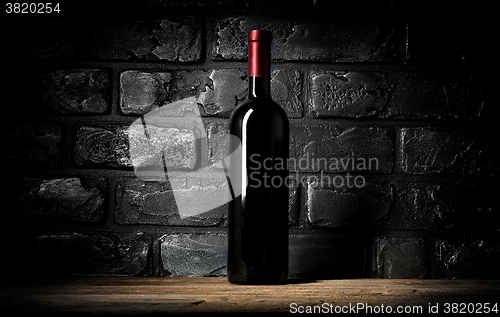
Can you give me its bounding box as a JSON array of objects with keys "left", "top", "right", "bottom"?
[{"left": 227, "top": 268, "right": 287, "bottom": 285}]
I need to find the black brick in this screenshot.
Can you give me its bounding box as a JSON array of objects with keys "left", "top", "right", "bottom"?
[
  {"left": 149, "top": 17, "right": 202, "bottom": 62},
  {"left": 431, "top": 239, "right": 500, "bottom": 279},
  {"left": 406, "top": 18, "right": 498, "bottom": 65},
  {"left": 288, "top": 178, "right": 300, "bottom": 226},
  {"left": 1, "top": 177, "right": 107, "bottom": 223},
  {"left": 25, "top": 232, "right": 152, "bottom": 276},
  {"left": 214, "top": 17, "right": 395, "bottom": 62},
  {"left": 373, "top": 237, "right": 430, "bottom": 279},
  {"left": 387, "top": 183, "right": 499, "bottom": 232},
  {"left": 120, "top": 71, "right": 172, "bottom": 115},
  {"left": 289, "top": 234, "right": 365, "bottom": 279},
  {"left": 120, "top": 70, "right": 213, "bottom": 116},
  {"left": 28, "top": 20, "right": 77, "bottom": 59},
  {"left": 290, "top": 125, "right": 393, "bottom": 173},
  {"left": 39, "top": 69, "right": 110, "bottom": 114},
  {"left": 160, "top": 233, "right": 226, "bottom": 277},
  {"left": 115, "top": 177, "right": 227, "bottom": 226},
  {"left": 306, "top": 178, "right": 393, "bottom": 228},
  {"left": 310, "top": 71, "right": 392, "bottom": 118},
  {"left": 206, "top": 120, "right": 230, "bottom": 168},
  {"left": 29, "top": 17, "right": 202, "bottom": 61},
  {"left": 400, "top": 127, "right": 500, "bottom": 175},
  {"left": 389, "top": 72, "right": 483, "bottom": 120},
  {"left": 272, "top": 69, "right": 304, "bottom": 118},
  {"left": 74, "top": 125, "right": 198, "bottom": 169},
  {"left": 197, "top": 69, "right": 248, "bottom": 117},
  {"left": 74, "top": 126, "right": 131, "bottom": 167},
  {"left": 310, "top": 71, "right": 483, "bottom": 120},
  {"left": 1, "top": 124, "right": 61, "bottom": 169}
]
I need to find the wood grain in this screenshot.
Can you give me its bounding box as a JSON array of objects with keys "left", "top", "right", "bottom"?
[{"left": 1, "top": 277, "right": 499, "bottom": 314}]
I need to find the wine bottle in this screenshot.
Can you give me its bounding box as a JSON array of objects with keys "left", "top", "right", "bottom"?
[{"left": 227, "top": 30, "right": 289, "bottom": 284}]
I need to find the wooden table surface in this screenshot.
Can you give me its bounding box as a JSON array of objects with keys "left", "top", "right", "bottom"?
[{"left": 1, "top": 277, "right": 499, "bottom": 315}]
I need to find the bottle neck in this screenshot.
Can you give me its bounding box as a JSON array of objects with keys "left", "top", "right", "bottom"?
[
  {"left": 248, "top": 76, "right": 270, "bottom": 99},
  {"left": 248, "top": 36, "right": 271, "bottom": 99}
]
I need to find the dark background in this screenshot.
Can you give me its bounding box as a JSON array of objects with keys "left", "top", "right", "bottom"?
[{"left": 0, "top": 0, "right": 498, "bottom": 280}]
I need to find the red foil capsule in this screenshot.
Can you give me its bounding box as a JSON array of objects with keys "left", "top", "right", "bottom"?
[{"left": 248, "top": 30, "right": 271, "bottom": 78}]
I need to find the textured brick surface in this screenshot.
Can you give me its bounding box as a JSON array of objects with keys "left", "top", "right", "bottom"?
[
  {"left": 115, "top": 177, "right": 227, "bottom": 226},
  {"left": 306, "top": 179, "right": 393, "bottom": 228},
  {"left": 289, "top": 234, "right": 365, "bottom": 279},
  {"left": 374, "top": 238, "right": 429, "bottom": 279},
  {"left": 288, "top": 179, "right": 300, "bottom": 226},
  {"left": 198, "top": 69, "right": 248, "bottom": 117},
  {"left": 197, "top": 68, "right": 304, "bottom": 117},
  {"left": 26, "top": 232, "right": 152, "bottom": 276},
  {"left": 431, "top": 239, "right": 500, "bottom": 279},
  {"left": 206, "top": 120, "right": 229, "bottom": 168},
  {"left": 121, "top": 69, "right": 303, "bottom": 118},
  {"left": 27, "top": 20, "right": 77, "bottom": 59},
  {"left": 214, "top": 17, "right": 395, "bottom": 62},
  {"left": 271, "top": 69, "right": 304, "bottom": 118},
  {"left": 40, "top": 69, "right": 109, "bottom": 114},
  {"left": 1, "top": 177, "right": 107, "bottom": 223},
  {"left": 388, "top": 183, "right": 499, "bottom": 231},
  {"left": 74, "top": 126, "right": 129, "bottom": 167},
  {"left": 120, "top": 70, "right": 213, "bottom": 115},
  {"left": 400, "top": 127, "right": 500, "bottom": 175},
  {"left": 3, "top": 3, "right": 498, "bottom": 280},
  {"left": 120, "top": 71, "right": 172, "bottom": 115},
  {"left": 290, "top": 125, "right": 393, "bottom": 173},
  {"left": 29, "top": 17, "right": 202, "bottom": 61},
  {"left": 127, "top": 124, "right": 198, "bottom": 170},
  {"left": 311, "top": 71, "right": 392, "bottom": 118},
  {"left": 149, "top": 17, "right": 202, "bottom": 62},
  {"left": 2, "top": 124, "right": 61, "bottom": 168},
  {"left": 74, "top": 125, "right": 197, "bottom": 169},
  {"left": 389, "top": 72, "right": 484, "bottom": 120},
  {"left": 310, "top": 71, "right": 483, "bottom": 120},
  {"left": 160, "top": 233, "right": 226, "bottom": 277}
]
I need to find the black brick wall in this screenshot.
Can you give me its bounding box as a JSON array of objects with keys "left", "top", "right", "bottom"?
[{"left": 1, "top": 0, "right": 499, "bottom": 280}]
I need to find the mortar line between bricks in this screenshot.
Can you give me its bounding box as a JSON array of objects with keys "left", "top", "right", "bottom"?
[
  {"left": 34, "top": 226, "right": 229, "bottom": 237},
  {"left": 18, "top": 225, "right": 499, "bottom": 241},
  {"left": 105, "top": 174, "right": 119, "bottom": 227},
  {"left": 5, "top": 168, "right": 497, "bottom": 184},
  {"left": 33, "top": 60, "right": 477, "bottom": 74},
  {"left": 303, "top": 69, "right": 312, "bottom": 118},
  {"left": 393, "top": 126, "right": 403, "bottom": 174},
  {"left": 59, "top": 120, "right": 75, "bottom": 170},
  {"left": 204, "top": 13, "right": 214, "bottom": 66},
  {"left": 14, "top": 115, "right": 500, "bottom": 130},
  {"left": 370, "top": 229, "right": 500, "bottom": 241},
  {"left": 293, "top": 172, "right": 497, "bottom": 184},
  {"left": 110, "top": 68, "right": 122, "bottom": 116},
  {"left": 28, "top": 222, "right": 500, "bottom": 241}
]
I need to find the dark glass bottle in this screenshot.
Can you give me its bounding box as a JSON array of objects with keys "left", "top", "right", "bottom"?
[{"left": 227, "top": 30, "right": 289, "bottom": 285}]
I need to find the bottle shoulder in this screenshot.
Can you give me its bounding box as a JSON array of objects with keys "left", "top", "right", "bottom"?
[{"left": 230, "top": 97, "right": 288, "bottom": 121}]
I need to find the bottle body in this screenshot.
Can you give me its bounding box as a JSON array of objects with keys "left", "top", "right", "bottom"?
[
  {"left": 227, "top": 77, "right": 289, "bottom": 284},
  {"left": 227, "top": 30, "right": 289, "bottom": 285}
]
